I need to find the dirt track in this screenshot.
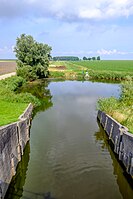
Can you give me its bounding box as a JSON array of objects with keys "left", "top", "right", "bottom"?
[
  {"left": 0, "top": 72, "right": 16, "bottom": 80},
  {"left": 0, "top": 61, "right": 16, "bottom": 75}
]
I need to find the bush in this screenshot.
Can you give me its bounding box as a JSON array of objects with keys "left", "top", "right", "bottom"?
[
  {"left": 17, "top": 64, "right": 38, "bottom": 81},
  {"left": 1, "top": 76, "right": 25, "bottom": 91},
  {"left": 0, "top": 76, "right": 41, "bottom": 107}
]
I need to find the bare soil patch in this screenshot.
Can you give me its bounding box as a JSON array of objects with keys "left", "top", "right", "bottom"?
[
  {"left": 0, "top": 61, "right": 17, "bottom": 75},
  {"left": 50, "top": 65, "right": 67, "bottom": 70}
]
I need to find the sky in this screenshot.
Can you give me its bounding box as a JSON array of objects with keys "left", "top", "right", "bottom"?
[{"left": 0, "top": 0, "right": 133, "bottom": 60}]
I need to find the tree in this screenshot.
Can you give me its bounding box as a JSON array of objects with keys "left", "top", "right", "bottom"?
[
  {"left": 97, "top": 56, "right": 100, "bottom": 60},
  {"left": 83, "top": 56, "right": 88, "bottom": 60},
  {"left": 14, "top": 34, "right": 52, "bottom": 80},
  {"left": 92, "top": 56, "right": 96, "bottom": 60},
  {"left": 53, "top": 56, "right": 79, "bottom": 61}
]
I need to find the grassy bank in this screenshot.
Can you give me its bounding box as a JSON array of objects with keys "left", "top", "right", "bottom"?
[
  {"left": 0, "top": 100, "right": 28, "bottom": 126},
  {"left": 49, "top": 60, "right": 133, "bottom": 80},
  {"left": 0, "top": 76, "right": 40, "bottom": 126},
  {"left": 98, "top": 81, "right": 133, "bottom": 133}
]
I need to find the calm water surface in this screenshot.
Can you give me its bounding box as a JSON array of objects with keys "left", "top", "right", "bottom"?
[{"left": 6, "top": 81, "right": 133, "bottom": 199}]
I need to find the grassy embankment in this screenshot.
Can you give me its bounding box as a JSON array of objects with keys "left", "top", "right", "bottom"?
[
  {"left": 0, "top": 76, "right": 40, "bottom": 126},
  {"left": 49, "top": 60, "right": 133, "bottom": 80},
  {"left": 98, "top": 81, "right": 133, "bottom": 133}
]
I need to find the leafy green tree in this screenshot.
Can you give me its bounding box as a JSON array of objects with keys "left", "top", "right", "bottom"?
[
  {"left": 14, "top": 34, "right": 52, "bottom": 80},
  {"left": 53, "top": 56, "right": 79, "bottom": 61},
  {"left": 83, "top": 56, "right": 88, "bottom": 60},
  {"left": 97, "top": 56, "right": 100, "bottom": 60},
  {"left": 92, "top": 57, "right": 96, "bottom": 61}
]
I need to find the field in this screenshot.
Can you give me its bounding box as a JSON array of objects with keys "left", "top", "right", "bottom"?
[
  {"left": 0, "top": 61, "right": 16, "bottom": 75},
  {"left": 71, "top": 60, "right": 133, "bottom": 72},
  {"left": 49, "top": 60, "right": 133, "bottom": 80},
  {"left": 0, "top": 60, "right": 133, "bottom": 77}
]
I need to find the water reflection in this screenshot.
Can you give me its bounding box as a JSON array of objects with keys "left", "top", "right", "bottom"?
[
  {"left": 6, "top": 80, "right": 133, "bottom": 199},
  {"left": 5, "top": 144, "right": 30, "bottom": 199},
  {"left": 95, "top": 121, "right": 133, "bottom": 199},
  {"left": 19, "top": 80, "right": 53, "bottom": 114},
  {"left": 6, "top": 81, "right": 53, "bottom": 199}
]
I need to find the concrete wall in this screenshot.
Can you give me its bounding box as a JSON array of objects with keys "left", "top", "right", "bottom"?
[
  {"left": 0, "top": 103, "right": 33, "bottom": 199},
  {"left": 97, "top": 110, "right": 133, "bottom": 178}
]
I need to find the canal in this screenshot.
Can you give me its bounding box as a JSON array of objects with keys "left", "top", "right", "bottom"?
[{"left": 6, "top": 80, "right": 133, "bottom": 199}]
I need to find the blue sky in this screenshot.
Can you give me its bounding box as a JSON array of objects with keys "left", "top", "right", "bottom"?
[{"left": 0, "top": 0, "right": 133, "bottom": 59}]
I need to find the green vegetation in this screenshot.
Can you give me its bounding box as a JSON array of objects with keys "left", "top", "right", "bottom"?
[
  {"left": 0, "top": 76, "right": 41, "bottom": 126},
  {"left": 49, "top": 71, "right": 65, "bottom": 78},
  {"left": 49, "top": 60, "right": 133, "bottom": 80},
  {"left": 0, "top": 34, "right": 52, "bottom": 126},
  {"left": 98, "top": 81, "right": 133, "bottom": 133},
  {"left": 14, "top": 34, "right": 52, "bottom": 81},
  {"left": 73, "top": 60, "right": 133, "bottom": 73},
  {"left": 83, "top": 56, "right": 100, "bottom": 60},
  {"left": 0, "top": 100, "right": 28, "bottom": 126},
  {"left": 52, "top": 56, "right": 79, "bottom": 61},
  {"left": 0, "top": 76, "right": 40, "bottom": 105}
]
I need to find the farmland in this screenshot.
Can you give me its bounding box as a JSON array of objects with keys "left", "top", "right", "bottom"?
[
  {"left": 0, "top": 60, "right": 133, "bottom": 77},
  {"left": 71, "top": 60, "right": 133, "bottom": 72},
  {"left": 49, "top": 60, "right": 133, "bottom": 80},
  {"left": 0, "top": 61, "right": 16, "bottom": 75}
]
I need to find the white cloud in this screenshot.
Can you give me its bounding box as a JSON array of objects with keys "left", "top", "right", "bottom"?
[
  {"left": 97, "top": 49, "right": 133, "bottom": 55},
  {"left": 0, "top": 0, "right": 133, "bottom": 21}
]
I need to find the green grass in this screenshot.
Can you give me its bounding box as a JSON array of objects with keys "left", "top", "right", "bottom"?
[
  {"left": 72, "top": 60, "right": 133, "bottom": 72},
  {"left": 49, "top": 60, "right": 133, "bottom": 80},
  {"left": 0, "top": 76, "right": 41, "bottom": 126},
  {"left": 0, "top": 100, "right": 28, "bottom": 126},
  {"left": 98, "top": 81, "right": 133, "bottom": 133}
]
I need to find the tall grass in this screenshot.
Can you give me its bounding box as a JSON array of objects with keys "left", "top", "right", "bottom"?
[{"left": 98, "top": 80, "right": 133, "bottom": 133}]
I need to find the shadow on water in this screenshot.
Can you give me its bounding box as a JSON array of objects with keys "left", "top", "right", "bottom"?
[{"left": 95, "top": 120, "right": 133, "bottom": 199}]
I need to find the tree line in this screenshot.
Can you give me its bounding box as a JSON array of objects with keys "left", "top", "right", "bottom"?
[
  {"left": 83, "top": 56, "right": 100, "bottom": 61},
  {"left": 53, "top": 56, "right": 80, "bottom": 61}
]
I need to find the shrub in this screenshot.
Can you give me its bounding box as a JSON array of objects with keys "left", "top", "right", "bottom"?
[{"left": 1, "top": 76, "right": 25, "bottom": 91}]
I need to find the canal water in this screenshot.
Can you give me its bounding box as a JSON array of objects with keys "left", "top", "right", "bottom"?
[{"left": 6, "top": 80, "right": 133, "bottom": 199}]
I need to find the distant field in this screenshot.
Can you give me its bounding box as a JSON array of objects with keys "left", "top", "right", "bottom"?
[
  {"left": 0, "top": 61, "right": 16, "bottom": 75},
  {"left": 70, "top": 60, "right": 133, "bottom": 72},
  {"left": 50, "top": 60, "right": 133, "bottom": 72},
  {"left": 0, "top": 59, "right": 16, "bottom": 62}
]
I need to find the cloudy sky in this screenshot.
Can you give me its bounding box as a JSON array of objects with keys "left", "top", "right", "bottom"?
[{"left": 0, "top": 0, "right": 133, "bottom": 59}]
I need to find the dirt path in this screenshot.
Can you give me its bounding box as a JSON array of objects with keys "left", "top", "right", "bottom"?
[{"left": 0, "top": 72, "right": 16, "bottom": 80}]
